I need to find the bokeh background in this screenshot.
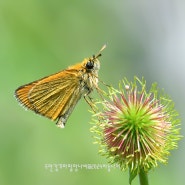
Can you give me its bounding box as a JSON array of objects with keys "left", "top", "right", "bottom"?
[{"left": 0, "top": 0, "right": 185, "bottom": 185}]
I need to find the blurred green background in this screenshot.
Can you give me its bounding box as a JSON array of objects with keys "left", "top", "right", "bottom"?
[{"left": 0, "top": 0, "right": 185, "bottom": 185}]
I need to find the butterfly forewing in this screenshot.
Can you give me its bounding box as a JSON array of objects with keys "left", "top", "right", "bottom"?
[{"left": 15, "top": 67, "right": 83, "bottom": 122}]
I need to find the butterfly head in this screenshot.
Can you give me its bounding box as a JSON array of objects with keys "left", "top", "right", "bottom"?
[
  {"left": 85, "top": 56, "right": 100, "bottom": 73},
  {"left": 85, "top": 44, "right": 106, "bottom": 73}
]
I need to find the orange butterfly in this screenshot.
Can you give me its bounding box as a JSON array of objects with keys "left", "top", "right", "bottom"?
[{"left": 15, "top": 45, "right": 106, "bottom": 128}]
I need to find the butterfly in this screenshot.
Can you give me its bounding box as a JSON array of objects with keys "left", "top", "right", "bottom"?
[{"left": 15, "top": 45, "right": 106, "bottom": 128}]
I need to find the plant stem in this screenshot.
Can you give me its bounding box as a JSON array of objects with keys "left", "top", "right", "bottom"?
[{"left": 139, "top": 168, "right": 149, "bottom": 185}]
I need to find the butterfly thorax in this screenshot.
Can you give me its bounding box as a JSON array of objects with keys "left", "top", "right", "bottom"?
[{"left": 81, "top": 58, "right": 100, "bottom": 93}]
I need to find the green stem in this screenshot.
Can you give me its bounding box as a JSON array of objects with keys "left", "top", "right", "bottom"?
[{"left": 139, "top": 168, "right": 149, "bottom": 185}]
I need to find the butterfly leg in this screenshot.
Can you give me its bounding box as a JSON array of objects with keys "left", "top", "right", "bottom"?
[{"left": 84, "top": 94, "right": 97, "bottom": 112}]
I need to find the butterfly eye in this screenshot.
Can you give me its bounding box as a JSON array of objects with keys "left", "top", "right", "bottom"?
[{"left": 86, "top": 60, "right": 94, "bottom": 70}]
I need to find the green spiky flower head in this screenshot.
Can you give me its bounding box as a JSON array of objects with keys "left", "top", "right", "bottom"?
[{"left": 91, "top": 77, "right": 181, "bottom": 181}]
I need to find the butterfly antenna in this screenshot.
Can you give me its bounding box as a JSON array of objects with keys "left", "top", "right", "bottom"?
[{"left": 95, "top": 44, "right": 107, "bottom": 59}]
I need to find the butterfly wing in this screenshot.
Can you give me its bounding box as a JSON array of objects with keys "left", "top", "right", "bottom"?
[{"left": 15, "top": 68, "right": 83, "bottom": 124}]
